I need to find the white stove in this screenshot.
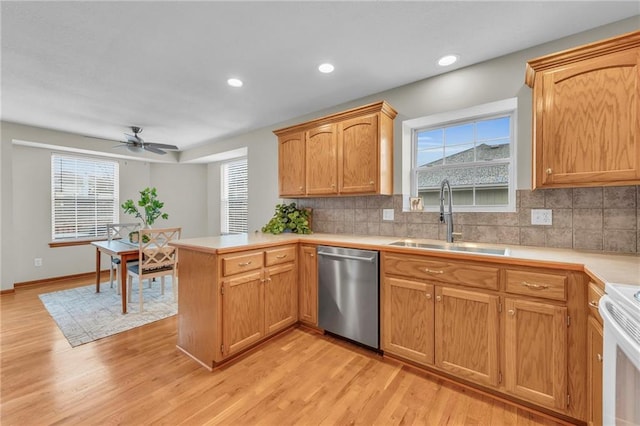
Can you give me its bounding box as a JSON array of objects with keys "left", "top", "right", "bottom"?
[{"left": 599, "top": 282, "right": 640, "bottom": 426}]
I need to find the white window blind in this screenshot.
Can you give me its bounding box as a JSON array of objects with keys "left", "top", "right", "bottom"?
[
  {"left": 221, "top": 158, "right": 248, "bottom": 234},
  {"left": 51, "top": 154, "right": 119, "bottom": 241}
]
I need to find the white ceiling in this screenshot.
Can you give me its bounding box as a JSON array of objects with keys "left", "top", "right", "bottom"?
[{"left": 2, "top": 1, "right": 639, "bottom": 152}]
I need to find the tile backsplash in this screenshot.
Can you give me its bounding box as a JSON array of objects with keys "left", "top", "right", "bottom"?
[{"left": 290, "top": 186, "right": 640, "bottom": 254}]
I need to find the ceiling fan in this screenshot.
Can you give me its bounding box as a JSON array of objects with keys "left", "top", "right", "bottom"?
[{"left": 115, "top": 126, "right": 179, "bottom": 155}]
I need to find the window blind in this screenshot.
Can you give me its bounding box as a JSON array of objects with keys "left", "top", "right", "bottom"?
[
  {"left": 51, "top": 154, "right": 119, "bottom": 241},
  {"left": 221, "top": 158, "right": 248, "bottom": 234}
]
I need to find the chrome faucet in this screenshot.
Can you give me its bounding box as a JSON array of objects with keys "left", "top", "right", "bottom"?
[{"left": 439, "top": 179, "right": 454, "bottom": 243}]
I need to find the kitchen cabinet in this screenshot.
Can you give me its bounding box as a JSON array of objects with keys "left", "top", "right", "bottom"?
[
  {"left": 586, "top": 281, "right": 604, "bottom": 426},
  {"left": 382, "top": 276, "right": 434, "bottom": 365},
  {"left": 278, "top": 132, "right": 305, "bottom": 196},
  {"left": 504, "top": 298, "right": 567, "bottom": 410},
  {"left": 222, "top": 270, "right": 265, "bottom": 356},
  {"left": 274, "top": 101, "right": 397, "bottom": 197},
  {"left": 435, "top": 286, "right": 500, "bottom": 387},
  {"left": 306, "top": 124, "right": 338, "bottom": 195},
  {"left": 298, "top": 245, "right": 318, "bottom": 326},
  {"left": 526, "top": 31, "right": 640, "bottom": 188},
  {"left": 220, "top": 245, "right": 298, "bottom": 358},
  {"left": 382, "top": 251, "right": 582, "bottom": 418}
]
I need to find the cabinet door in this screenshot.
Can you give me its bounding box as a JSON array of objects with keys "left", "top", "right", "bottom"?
[
  {"left": 306, "top": 123, "right": 338, "bottom": 195},
  {"left": 435, "top": 287, "right": 500, "bottom": 387},
  {"left": 299, "top": 245, "right": 318, "bottom": 325},
  {"left": 504, "top": 298, "right": 567, "bottom": 410},
  {"left": 536, "top": 48, "right": 640, "bottom": 188},
  {"left": 278, "top": 132, "right": 306, "bottom": 197},
  {"left": 264, "top": 263, "right": 297, "bottom": 335},
  {"left": 587, "top": 316, "right": 603, "bottom": 426},
  {"left": 382, "top": 277, "right": 434, "bottom": 366},
  {"left": 222, "top": 271, "right": 264, "bottom": 357},
  {"left": 338, "top": 113, "right": 379, "bottom": 194}
]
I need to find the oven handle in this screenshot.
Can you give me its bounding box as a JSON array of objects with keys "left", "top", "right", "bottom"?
[{"left": 317, "top": 251, "right": 377, "bottom": 263}]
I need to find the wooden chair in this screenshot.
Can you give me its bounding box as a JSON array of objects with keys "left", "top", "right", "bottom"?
[
  {"left": 107, "top": 222, "right": 141, "bottom": 293},
  {"left": 127, "top": 227, "right": 181, "bottom": 312}
]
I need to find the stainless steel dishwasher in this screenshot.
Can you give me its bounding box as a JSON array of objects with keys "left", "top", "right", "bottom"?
[{"left": 317, "top": 245, "right": 379, "bottom": 349}]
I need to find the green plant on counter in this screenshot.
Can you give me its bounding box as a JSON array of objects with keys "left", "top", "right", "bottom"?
[{"left": 262, "top": 202, "right": 312, "bottom": 234}]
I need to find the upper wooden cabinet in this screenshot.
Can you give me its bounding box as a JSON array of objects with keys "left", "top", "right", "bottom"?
[
  {"left": 526, "top": 31, "right": 640, "bottom": 189},
  {"left": 274, "top": 101, "right": 397, "bottom": 197}
]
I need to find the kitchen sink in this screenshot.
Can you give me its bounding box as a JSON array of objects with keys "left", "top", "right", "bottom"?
[{"left": 389, "top": 240, "right": 510, "bottom": 256}]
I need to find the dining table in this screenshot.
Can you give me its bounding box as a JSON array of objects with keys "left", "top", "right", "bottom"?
[{"left": 91, "top": 240, "right": 139, "bottom": 314}]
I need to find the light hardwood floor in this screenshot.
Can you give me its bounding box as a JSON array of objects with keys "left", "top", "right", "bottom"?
[{"left": 1, "top": 276, "right": 568, "bottom": 425}]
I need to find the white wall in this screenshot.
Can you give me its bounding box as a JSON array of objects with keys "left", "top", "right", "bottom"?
[{"left": 1, "top": 123, "right": 208, "bottom": 289}]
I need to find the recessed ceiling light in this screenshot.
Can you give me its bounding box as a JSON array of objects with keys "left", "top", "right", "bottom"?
[
  {"left": 318, "top": 63, "right": 335, "bottom": 74},
  {"left": 227, "top": 78, "right": 243, "bottom": 87},
  {"left": 437, "top": 55, "right": 458, "bottom": 67}
]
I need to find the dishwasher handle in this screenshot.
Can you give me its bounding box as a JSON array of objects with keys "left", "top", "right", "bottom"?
[{"left": 317, "top": 250, "right": 377, "bottom": 263}]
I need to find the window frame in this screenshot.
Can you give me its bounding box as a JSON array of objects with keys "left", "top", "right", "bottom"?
[
  {"left": 220, "top": 157, "right": 248, "bottom": 235},
  {"left": 402, "top": 98, "right": 517, "bottom": 212},
  {"left": 50, "top": 153, "right": 120, "bottom": 244}
]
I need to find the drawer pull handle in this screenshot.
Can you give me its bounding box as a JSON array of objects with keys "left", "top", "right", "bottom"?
[
  {"left": 238, "top": 261, "right": 252, "bottom": 267},
  {"left": 425, "top": 293, "right": 432, "bottom": 299},
  {"left": 508, "top": 309, "right": 516, "bottom": 316},
  {"left": 588, "top": 301, "right": 599, "bottom": 308},
  {"left": 436, "top": 295, "right": 441, "bottom": 302},
  {"left": 521, "top": 281, "right": 549, "bottom": 290},
  {"left": 369, "top": 181, "right": 375, "bottom": 185},
  {"left": 275, "top": 254, "right": 288, "bottom": 259},
  {"left": 597, "top": 354, "right": 602, "bottom": 362},
  {"left": 424, "top": 268, "right": 444, "bottom": 274}
]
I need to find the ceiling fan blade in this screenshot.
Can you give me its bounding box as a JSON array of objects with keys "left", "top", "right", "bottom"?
[
  {"left": 145, "top": 142, "right": 179, "bottom": 150},
  {"left": 124, "top": 133, "right": 140, "bottom": 143},
  {"left": 143, "top": 145, "right": 167, "bottom": 155},
  {"left": 112, "top": 143, "right": 129, "bottom": 149}
]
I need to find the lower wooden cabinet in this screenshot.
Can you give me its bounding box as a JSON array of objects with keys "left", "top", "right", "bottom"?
[
  {"left": 435, "top": 287, "right": 500, "bottom": 387},
  {"left": 264, "top": 262, "right": 297, "bottom": 335},
  {"left": 222, "top": 270, "right": 265, "bottom": 356},
  {"left": 299, "top": 245, "right": 318, "bottom": 325},
  {"left": 220, "top": 246, "right": 298, "bottom": 358},
  {"left": 504, "top": 298, "right": 567, "bottom": 410},
  {"left": 382, "top": 277, "right": 434, "bottom": 365}
]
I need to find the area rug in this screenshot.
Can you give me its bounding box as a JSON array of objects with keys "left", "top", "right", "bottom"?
[{"left": 39, "top": 278, "right": 177, "bottom": 347}]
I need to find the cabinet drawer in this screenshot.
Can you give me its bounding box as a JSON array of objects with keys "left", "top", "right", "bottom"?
[
  {"left": 222, "top": 252, "right": 264, "bottom": 276},
  {"left": 587, "top": 282, "right": 605, "bottom": 324},
  {"left": 384, "top": 254, "right": 499, "bottom": 290},
  {"left": 265, "top": 246, "right": 296, "bottom": 266},
  {"left": 505, "top": 269, "right": 567, "bottom": 301}
]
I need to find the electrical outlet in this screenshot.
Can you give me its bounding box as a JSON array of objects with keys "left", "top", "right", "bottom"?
[
  {"left": 34, "top": 258, "right": 43, "bottom": 267},
  {"left": 531, "top": 209, "right": 552, "bottom": 225},
  {"left": 382, "top": 209, "right": 395, "bottom": 221}
]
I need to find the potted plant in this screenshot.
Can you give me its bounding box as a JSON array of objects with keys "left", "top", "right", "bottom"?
[
  {"left": 262, "top": 202, "right": 312, "bottom": 234},
  {"left": 122, "top": 187, "right": 169, "bottom": 242}
]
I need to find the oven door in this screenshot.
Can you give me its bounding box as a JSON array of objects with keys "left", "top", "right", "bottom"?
[{"left": 599, "top": 295, "right": 640, "bottom": 426}]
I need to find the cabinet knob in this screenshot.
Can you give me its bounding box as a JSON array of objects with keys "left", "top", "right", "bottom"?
[
  {"left": 588, "top": 301, "right": 598, "bottom": 308},
  {"left": 508, "top": 309, "right": 515, "bottom": 316},
  {"left": 545, "top": 168, "right": 552, "bottom": 175},
  {"left": 299, "top": 186, "right": 303, "bottom": 191},
  {"left": 597, "top": 353, "right": 602, "bottom": 362},
  {"left": 331, "top": 183, "right": 336, "bottom": 188},
  {"left": 436, "top": 295, "right": 442, "bottom": 302},
  {"left": 369, "top": 181, "right": 374, "bottom": 185},
  {"left": 425, "top": 293, "right": 432, "bottom": 299}
]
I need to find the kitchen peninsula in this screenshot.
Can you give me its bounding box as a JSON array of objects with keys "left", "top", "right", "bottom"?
[{"left": 170, "top": 232, "right": 639, "bottom": 423}]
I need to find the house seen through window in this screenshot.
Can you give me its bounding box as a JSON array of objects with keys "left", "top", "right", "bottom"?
[
  {"left": 221, "top": 158, "right": 248, "bottom": 234},
  {"left": 51, "top": 153, "right": 119, "bottom": 241},
  {"left": 406, "top": 98, "right": 517, "bottom": 212}
]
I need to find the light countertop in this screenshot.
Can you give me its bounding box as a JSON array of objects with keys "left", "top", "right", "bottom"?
[{"left": 170, "top": 232, "right": 640, "bottom": 286}]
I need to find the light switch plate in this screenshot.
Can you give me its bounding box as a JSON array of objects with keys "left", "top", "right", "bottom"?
[
  {"left": 531, "top": 209, "right": 552, "bottom": 225},
  {"left": 382, "top": 209, "right": 395, "bottom": 221}
]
